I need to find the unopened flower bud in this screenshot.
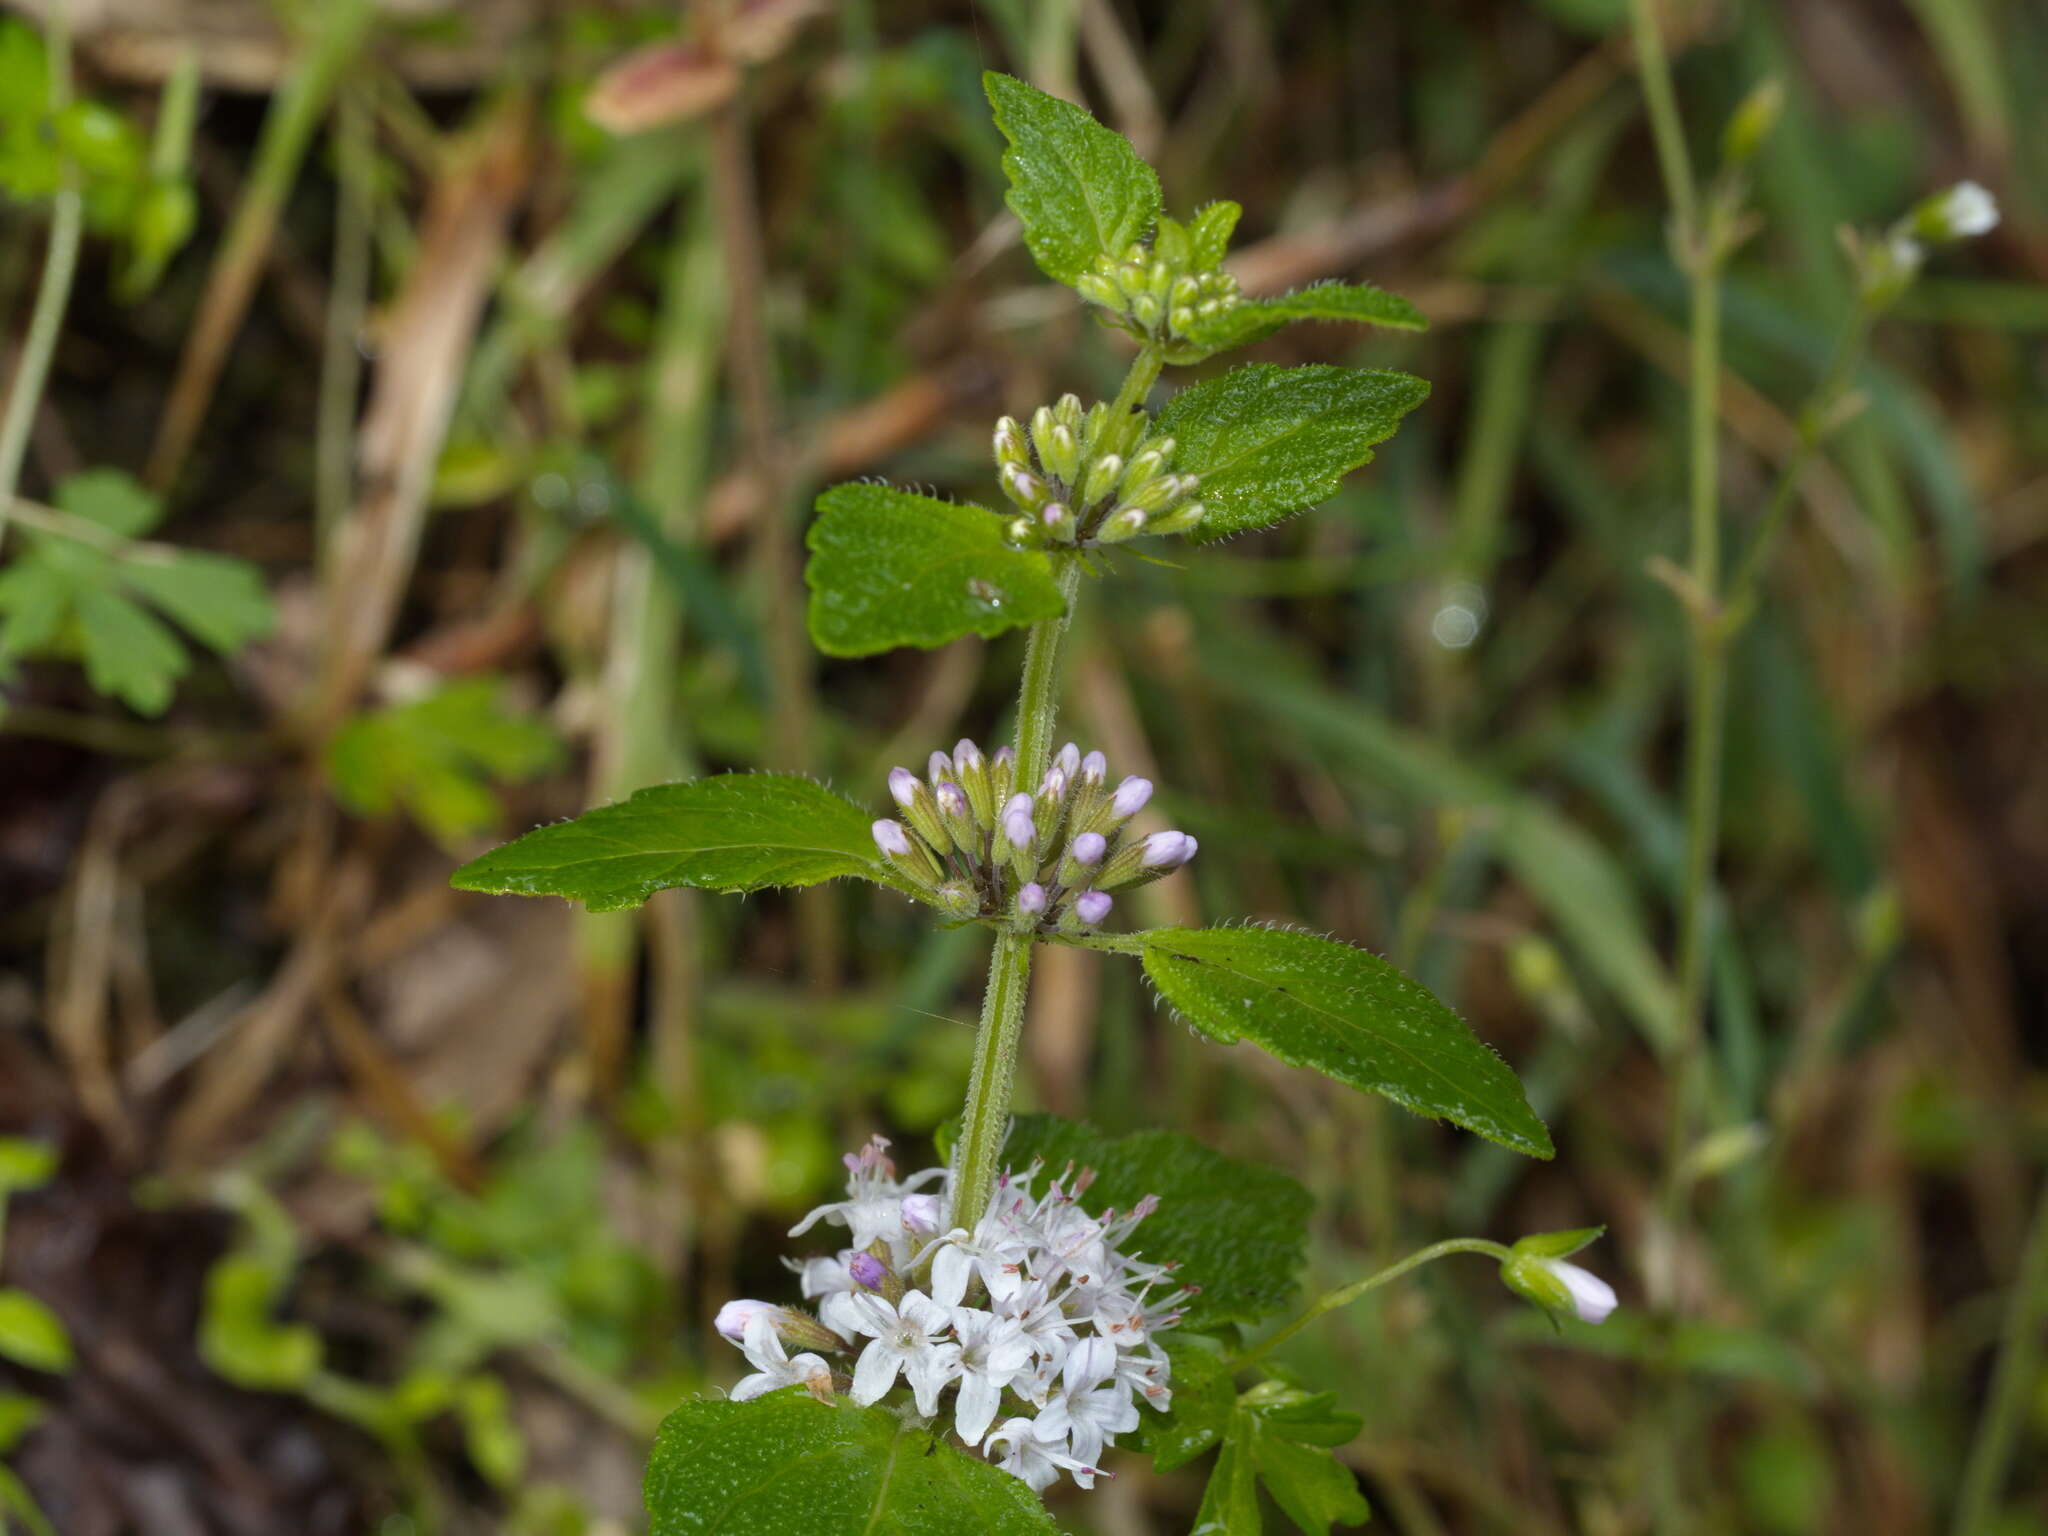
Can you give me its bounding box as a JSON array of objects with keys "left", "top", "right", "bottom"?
[
  {"left": 1041, "top": 423, "right": 1080, "bottom": 485},
  {"left": 954, "top": 738, "right": 992, "bottom": 824},
  {"left": 1040, "top": 502, "right": 1074, "bottom": 539},
  {"left": 1081, "top": 454, "right": 1124, "bottom": 508},
  {"left": 1131, "top": 292, "right": 1163, "bottom": 330},
  {"left": 871, "top": 819, "right": 912, "bottom": 858},
  {"left": 1002, "top": 807, "right": 1036, "bottom": 850},
  {"left": 1000, "top": 464, "right": 1051, "bottom": 512},
  {"left": 1170, "top": 273, "right": 1200, "bottom": 306},
  {"left": 934, "top": 879, "right": 979, "bottom": 919},
  {"left": 993, "top": 416, "right": 1030, "bottom": 470},
  {"left": 887, "top": 767, "right": 919, "bottom": 809},
  {"left": 1147, "top": 259, "right": 1173, "bottom": 301},
  {"left": 1111, "top": 777, "right": 1152, "bottom": 818},
  {"left": 1499, "top": 1228, "right": 1616, "bottom": 1326},
  {"left": 927, "top": 749, "right": 952, "bottom": 784},
  {"left": 1017, "top": 882, "right": 1048, "bottom": 918},
  {"left": 1072, "top": 832, "right": 1107, "bottom": 867},
  {"left": 1141, "top": 830, "right": 1197, "bottom": 869},
  {"left": 1055, "top": 743, "right": 1081, "bottom": 778},
  {"left": 935, "top": 780, "right": 970, "bottom": 823},
  {"left": 1008, "top": 516, "right": 1035, "bottom": 544},
  {"left": 990, "top": 746, "right": 1016, "bottom": 805},
  {"left": 1054, "top": 393, "right": 1084, "bottom": 429},
  {"left": 1170, "top": 305, "right": 1197, "bottom": 334},
  {"left": 716, "top": 1299, "right": 777, "bottom": 1342},
  {"left": 1150, "top": 501, "right": 1206, "bottom": 536},
  {"left": 1122, "top": 444, "right": 1171, "bottom": 494},
  {"left": 1038, "top": 766, "right": 1069, "bottom": 805},
  {"left": 1075, "top": 890, "right": 1112, "bottom": 925},
  {"left": 901, "top": 1194, "right": 940, "bottom": 1235},
  {"left": 1029, "top": 404, "right": 1057, "bottom": 456},
  {"left": 1079, "top": 751, "right": 1107, "bottom": 786},
  {"left": 849, "top": 1252, "right": 888, "bottom": 1290},
  {"left": 1075, "top": 272, "right": 1121, "bottom": 310},
  {"left": 1911, "top": 179, "right": 1999, "bottom": 243},
  {"left": 1099, "top": 507, "right": 1148, "bottom": 542}
]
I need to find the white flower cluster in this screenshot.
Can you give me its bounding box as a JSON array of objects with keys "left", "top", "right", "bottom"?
[{"left": 715, "top": 1136, "right": 1190, "bottom": 1492}]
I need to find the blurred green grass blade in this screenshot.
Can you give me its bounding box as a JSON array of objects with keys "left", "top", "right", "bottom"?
[
  {"left": 1901, "top": 0, "right": 2012, "bottom": 155},
  {"left": 1221, "top": 664, "right": 1680, "bottom": 1055}
]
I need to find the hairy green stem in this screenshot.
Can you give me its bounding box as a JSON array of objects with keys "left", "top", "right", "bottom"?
[
  {"left": 1239, "top": 1238, "right": 1513, "bottom": 1367},
  {"left": 950, "top": 343, "right": 1161, "bottom": 1231},
  {"left": 1954, "top": 1177, "right": 2048, "bottom": 1535},
  {"left": 0, "top": 0, "right": 82, "bottom": 559}
]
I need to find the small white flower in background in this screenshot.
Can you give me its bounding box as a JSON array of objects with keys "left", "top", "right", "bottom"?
[
  {"left": 1499, "top": 1226, "right": 1618, "bottom": 1326},
  {"left": 1545, "top": 1258, "right": 1618, "bottom": 1324},
  {"left": 1914, "top": 180, "right": 1999, "bottom": 243},
  {"left": 715, "top": 1138, "right": 1184, "bottom": 1493},
  {"left": 731, "top": 1312, "right": 833, "bottom": 1403}
]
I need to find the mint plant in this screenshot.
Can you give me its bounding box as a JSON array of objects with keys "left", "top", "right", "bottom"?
[{"left": 455, "top": 73, "right": 1611, "bottom": 1529}]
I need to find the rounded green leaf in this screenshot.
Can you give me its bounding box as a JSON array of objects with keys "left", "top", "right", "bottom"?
[
  {"left": 805, "top": 484, "right": 1066, "bottom": 657},
  {"left": 0, "top": 1290, "right": 72, "bottom": 1375},
  {"left": 1154, "top": 362, "right": 1430, "bottom": 541},
  {"left": 450, "top": 773, "right": 893, "bottom": 912},
  {"left": 983, "top": 71, "right": 1161, "bottom": 286},
  {"left": 1138, "top": 925, "right": 1554, "bottom": 1158},
  {"left": 644, "top": 1392, "right": 1058, "bottom": 1534}
]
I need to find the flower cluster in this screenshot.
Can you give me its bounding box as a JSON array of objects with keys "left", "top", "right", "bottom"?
[
  {"left": 1855, "top": 180, "right": 2000, "bottom": 309},
  {"left": 716, "top": 1137, "right": 1187, "bottom": 1492},
  {"left": 993, "top": 393, "right": 1204, "bottom": 548},
  {"left": 871, "top": 739, "right": 1196, "bottom": 932},
  {"left": 1074, "top": 206, "right": 1244, "bottom": 356}
]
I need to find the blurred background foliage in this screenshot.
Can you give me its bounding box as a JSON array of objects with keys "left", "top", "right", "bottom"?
[{"left": 0, "top": 0, "right": 2043, "bottom": 1531}]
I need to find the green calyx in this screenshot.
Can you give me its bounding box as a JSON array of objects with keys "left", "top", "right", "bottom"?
[
  {"left": 992, "top": 391, "right": 1204, "bottom": 549},
  {"left": 1075, "top": 204, "right": 1246, "bottom": 363}
]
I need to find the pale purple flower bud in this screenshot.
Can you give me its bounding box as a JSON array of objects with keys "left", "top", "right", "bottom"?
[
  {"left": 871, "top": 819, "right": 912, "bottom": 858},
  {"left": 1111, "top": 776, "right": 1152, "bottom": 817},
  {"left": 1072, "top": 832, "right": 1107, "bottom": 867},
  {"left": 848, "top": 1253, "right": 889, "bottom": 1291},
  {"left": 1003, "top": 808, "right": 1036, "bottom": 848},
  {"left": 716, "top": 1299, "right": 777, "bottom": 1342},
  {"left": 887, "top": 767, "right": 920, "bottom": 808},
  {"left": 1017, "top": 882, "right": 1048, "bottom": 918},
  {"left": 1055, "top": 743, "right": 1081, "bottom": 777},
  {"left": 901, "top": 1194, "right": 940, "bottom": 1235},
  {"left": 927, "top": 750, "right": 953, "bottom": 783},
  {"left": 992, "top": 746, "right": 1015, "bottom": 772},
  {"left": 935, "top": 781, "right": 970, "bottom": 820},
  {"left": 953, "top": 739, "right": 984, "bottom": 773},
  {"left": 1080, "top": 750, "right": 1107, "bottom": 785},
  {"left": 1140, "top": 830, "right": 1196, "bottom": 868},
  {"left": 1002, "top": 792, "right": 1033, "bottom": 820},
  {"left": 1039, "top": 766, "right": 1068, "bottom": 803},
  {"left": 1075, "top": 890, "right": 1112, "bottom": 925}
]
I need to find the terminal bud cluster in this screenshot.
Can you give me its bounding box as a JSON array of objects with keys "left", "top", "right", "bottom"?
[
  {"left": 872, "top": 739, "right": 1197, "bottom": 933},
  {"left": 993, "top": 393, "right": 1204, "bottom": 549},
  {"left": 1073, "top": 204, "right": 1244, "bottom": 360}
]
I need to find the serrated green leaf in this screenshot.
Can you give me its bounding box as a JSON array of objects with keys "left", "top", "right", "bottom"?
[
  {"left": 329, "top": 677, "right": 564, "bottom": 847},
  {"left": 451, "top": 773, "right": 891, "bottom": 912},
  {"left": 1154, "top": 364, "right": 1429, "bottom": 541},
  {"left": 983, "top": 70, "right": 1161, "bottom": 286},
  {"left": 73, "top": 585, "right": 187, "bottom": 714},
  {"left": 1144, "top": 1341, "right": 1236, "bottom": 1472},
  {"left": 0, "top": 1137, "right": 57, "bottom": 1195},
  {"left": 805, "top": 483, "right": 1065, "bottom": 657},
  {"left": 643, "top": 1392, "right": 1059, "bottom": 1535},
  {"left": 1188, "top": 200, "right": 1242, "bottom": 268},
  {"left": 1137, "top": 926, "right": 1552, "bottom": 1158},
  {"left": 999, "top": 1115, "right": 1312, "bottom": 1327},
  {"left": 1198, "top": 1388, "right": 1371, "bottom": 1536},
  {"left": 0, "top": 1290, "right": 72, "bottom": 1374},
  {"left": 1184, "top": 282, "right": 1428, "bottom": 355},
  {"left": 122, "top": 551, "right": 275, "bottom": 655}
]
